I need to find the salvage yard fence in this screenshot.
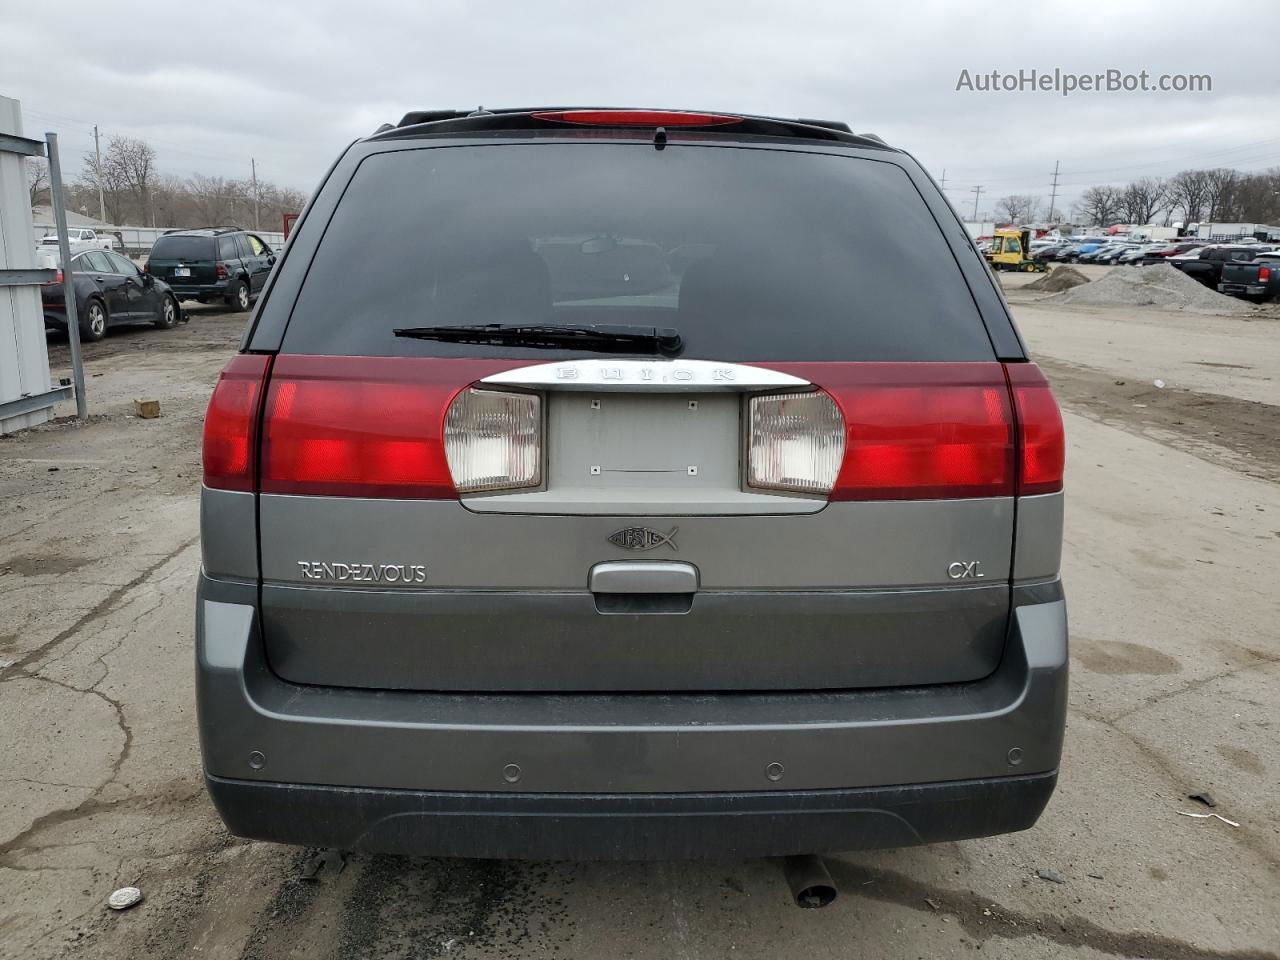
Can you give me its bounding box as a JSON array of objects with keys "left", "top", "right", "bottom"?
[{"left": 30, "top": 222, "right": 288, "bottom": 259}]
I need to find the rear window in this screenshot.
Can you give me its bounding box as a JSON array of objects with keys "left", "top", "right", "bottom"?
[
  {"left": 283, "top": 143, "right": 994, "bottom": 361},
  {"left": 151, "top": 236, "right": 214, "bottom": 259}
]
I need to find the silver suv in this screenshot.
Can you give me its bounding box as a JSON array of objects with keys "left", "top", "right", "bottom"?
[{"left": 197, "top": 108, "right": 1067, "bottom": 860}]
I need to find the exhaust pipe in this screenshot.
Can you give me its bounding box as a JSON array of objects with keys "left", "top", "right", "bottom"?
[{"left": 782, "top": 854, "right": 837, "bottom": 908}]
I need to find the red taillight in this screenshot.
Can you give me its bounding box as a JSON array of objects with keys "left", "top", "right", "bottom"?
[
  {"left": 203, "top": 355, "right": 271, "bottom": 491},
  {"left": 760, "top": 364, "right": 1016, "bottom": 500},
  {"left": 258, "top": 356, "right": 522, "bottom": 499},
  {"left": 45, "top": 268, "right": 63, "bottom": 285},
  {"left": 1259, "top": 265, "right": 1271, "bottom": 283},
  {"left": 531, "top": 109, "right": 742, "bottom": 127},
  {"left": 1006, "top": 363, "right": 1065, "bottom": 495},
  {"left": 215, "top": 263, "right": 228, "bottom": 279}
]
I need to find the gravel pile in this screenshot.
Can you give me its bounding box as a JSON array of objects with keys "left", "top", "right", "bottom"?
[
  {"left": 1044, "top": 263, "right": 1251, "bottom": 315},
  {"left": 1025, "top": 266, "right": 1089, "bottom": 293}
]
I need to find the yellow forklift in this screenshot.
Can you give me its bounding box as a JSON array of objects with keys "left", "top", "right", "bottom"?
[{"left": 984, "top": 228, "right": 1048, "bottom": 272}]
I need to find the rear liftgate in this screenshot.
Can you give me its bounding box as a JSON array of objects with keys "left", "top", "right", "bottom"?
[{"left": 206, "top": 355, "right": 1060, "bottom": 694}]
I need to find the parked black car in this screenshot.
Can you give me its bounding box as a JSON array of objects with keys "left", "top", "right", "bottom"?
[
  {"left": 39, "top": 248, "right": 180, "bottom": 342},
  {"left": 1138, "top": 241, "right": 1202, "bottom": 266},
  {"left": 1169, "top": 245, "right": 1274, "bottom": 287},
  {"left": 1117, "top": 244, "right": 1159, "bottom": 266},
  {"left": 145, "top": 227, "right": 276, "bottom": 312}
]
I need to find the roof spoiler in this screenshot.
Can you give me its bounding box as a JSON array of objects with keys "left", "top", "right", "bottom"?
[{"left": 381, "top": 108, "right": 889, "bottom": 150}]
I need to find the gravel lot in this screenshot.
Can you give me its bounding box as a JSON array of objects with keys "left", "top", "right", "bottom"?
[{"left": 1, "top": 285, "right": 1277, "bottom": 959}]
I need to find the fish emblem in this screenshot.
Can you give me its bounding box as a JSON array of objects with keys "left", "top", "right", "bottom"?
[{"left": 607, "top": 526, "right": 679, "bottom": 552}]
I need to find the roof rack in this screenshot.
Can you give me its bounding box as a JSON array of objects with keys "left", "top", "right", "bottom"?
[
  {"left": 377, "top": 108, "right": 890, "bottom": 150},
  {"left": 160, "top": 225, "right": 245, "bottom": 237}
]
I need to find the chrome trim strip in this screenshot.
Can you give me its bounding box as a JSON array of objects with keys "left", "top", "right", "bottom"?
[{"left": 481, "top": 359, "right": 810, "bottom": 392}]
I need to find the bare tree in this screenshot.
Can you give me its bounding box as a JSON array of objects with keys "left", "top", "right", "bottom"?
[
  {"left": 105, "top": 136, "right": 158, "bottom": 226},
  {"left": 993, "top": 194, "right": 1042, "bottom": 224},
  {"left": 81, "top": 144, "right": 128, "bottom": 224},
  {"left": 1167, "top": 170, "right": 1211, "bottom": 224},
  {"left": 187, "top": 174, "right": 241, "bottom": 225},
  {"left": 1118, "top": 177, "right": 1168, "bottom": 226},
  {"left": 72, "top": 136, "right": 306, "bottom": 228},
  {"left": 1202, "top": 168, "right": 1239, "bottom": 222},
  {"left": 26, "top": 157, "right": 50, "bottom": 206},
  {"left": 1072, "top": 185, "right": 1123, "bottom": 227}
]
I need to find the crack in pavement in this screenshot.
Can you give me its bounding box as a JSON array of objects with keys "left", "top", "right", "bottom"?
[
  {"left": 0, "top": 533, "right": 198, "bottom": 683},
  {"left": 1071, "top": 705, "right": 1280, "bottom": 867},
  {"left": 2, "top": 671, "right": 134, "bottom": 789},
  {"left": 1105, "top": 654, "right": 1280, "bottom": 724},
  {"left": 36, "top": 583, "right": 171, "bottom": 682},
  {"left": 7, "top": 777, "right": 97, "bottom": 790},
  {"left": 827, "top": 860, "right": 1280, "bottom": 960},
  {"left": 0, "top": 538, "right": 198, "bottom": 863}
]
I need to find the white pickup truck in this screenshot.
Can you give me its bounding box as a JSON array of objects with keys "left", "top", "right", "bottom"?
[{"left": 39, "top": 228, "right": 117, "bottom": 252}]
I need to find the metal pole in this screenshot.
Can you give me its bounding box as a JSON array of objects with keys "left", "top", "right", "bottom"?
[
  {"left": 970, "top": 184, "right": 983, "bottom": 222},
  {"left": 251, "top": 157, "right": 259, "bottom": 231},
  {"left": 45, "top": 132, "right": 87, "bottom": 420},
  {"left": 93, "top": 124, "right": 106, "bottom": 223},
  {"left": 1047, "top": 160, "right": 1060, "bottom": 224}
]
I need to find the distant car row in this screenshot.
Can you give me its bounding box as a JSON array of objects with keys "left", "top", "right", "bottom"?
[
  {"left": 1024, "top": 235, "right": 1280, "bottom": 302},
  {"left": 39, "top": 225, "right": 277, "bottom": 341}
]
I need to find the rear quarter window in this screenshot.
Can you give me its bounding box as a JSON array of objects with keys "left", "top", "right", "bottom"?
[{"left": 282, "top": 143, "right": 995, "bottom": 362}]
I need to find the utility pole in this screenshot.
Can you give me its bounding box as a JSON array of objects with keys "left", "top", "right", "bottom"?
[
  {"left": 1047, "top": 160, "right": 1061, "bottom": 224},
  {"left": 93, "top": 124, "right": 105, "bottom": 223},
  {"left": 939, "top": 168, "right": 947, "bottom": 192},
  {"left": 250, "top": 157, "right": 259, "bottom": 231},
  {"left": 970, "top": 184, "right": 983, "bottom": 222}
]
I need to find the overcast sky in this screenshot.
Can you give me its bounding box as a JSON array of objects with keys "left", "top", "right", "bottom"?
[{"left": 3, "top": 1, "right": 1275, "bottom": 220}]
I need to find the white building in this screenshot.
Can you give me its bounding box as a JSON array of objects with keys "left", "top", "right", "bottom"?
[{"left": 1, "top": 94, "right": 67, "bottom": 434}]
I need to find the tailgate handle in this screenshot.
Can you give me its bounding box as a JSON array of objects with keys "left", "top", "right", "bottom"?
[{"left": 589, "top": 561, "right": 698, "bottom": 594}]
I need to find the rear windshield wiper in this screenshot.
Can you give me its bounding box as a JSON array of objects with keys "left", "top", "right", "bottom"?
[{"left": 393, "top": 323, "right": 683, "bottom": 356}]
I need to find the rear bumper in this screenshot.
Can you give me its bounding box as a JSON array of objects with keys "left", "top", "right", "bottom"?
[
  {"left": 206, "top": 771, "right": 1057, "bottom": 860},
  {"left": 1218, "top": 283, "right": 1267, "bottom": 296},
  {"left": 196, "top": 574, "right": 1068, "bottom": 858},
  {"left": 168, "top": 280, "right": 229, "bottom": 298}
]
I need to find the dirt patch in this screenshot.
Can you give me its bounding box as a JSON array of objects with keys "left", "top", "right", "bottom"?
[
  {"left": 1025, "top": 265, "right": 1089, "bottom": 292},
  {"left": 1039, "top": 357, "right": 1280, "bottom": 482},
  {"left": 1, "top": 553, "right": 93, "bottom": 576},
  {"left": 1216, "top": 744, "right": 1265, "bottom": 775},
  {"left": 1073, "top": 638, "right": 1183, "bottom": 676},
  {"left": 1043, "top": 263, "right": 1251, "bottom": 315}
]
